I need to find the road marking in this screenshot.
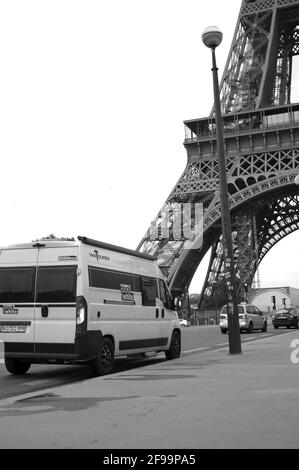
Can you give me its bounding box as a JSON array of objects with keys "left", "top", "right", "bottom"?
[
  {"left": 182, "top": 347, "right": 211, "bottom": 354},
  {"left": 183, "top": 333, "right": 276, "bottom": 355},
  {"left": 21, "top": 380, "right": 55, "bottom": 386},
  {"left": 242, "top": 334, "right": 272, "bottom": 341},
  {"left": 215, "top": 335, "right": 271, "bottom": 346}
]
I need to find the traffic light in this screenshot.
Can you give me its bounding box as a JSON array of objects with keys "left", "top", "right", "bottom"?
[
  {"left": 270, "top": 295, "right": 276, "bottom": 310},
  {"left": 282, "top": 298, "right": 287, "bottom": 308}
]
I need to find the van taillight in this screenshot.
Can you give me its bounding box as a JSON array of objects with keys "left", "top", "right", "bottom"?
[{"left": 76, "top": 296, "right": 87, "bottom": 325}]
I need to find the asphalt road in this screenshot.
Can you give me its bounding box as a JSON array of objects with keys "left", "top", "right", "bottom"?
[{"left": 0, "top": 325, "right": 294, "bottom": 400}]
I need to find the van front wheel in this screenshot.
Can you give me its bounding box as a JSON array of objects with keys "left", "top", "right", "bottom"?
[
  {"left": 5, "top": 358, "right": 31, "bottom": 375},
  {"left": 91, "top": 337, "right": 115, "bottom": 376},
  {"left": 165, "top": 331, "right": 181, "bottom": 360}
]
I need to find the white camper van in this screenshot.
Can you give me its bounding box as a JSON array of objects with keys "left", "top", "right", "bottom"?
[{"left": 0, "top": 236, "right": 181, "bottom": 376}]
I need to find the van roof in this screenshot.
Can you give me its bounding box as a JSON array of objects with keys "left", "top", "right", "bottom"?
[
  {"left": 78, "top": 236, "right": 156, "bottom": 261},
  {"left": 0, "top": 236, "right": 156, "bottom": 261},
  {"left": 0, "top": 239, "right": 78, "bottom": 250}
]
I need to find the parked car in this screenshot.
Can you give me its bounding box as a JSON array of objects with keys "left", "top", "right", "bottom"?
[
  {"left": 179, "top": 319, "right": 190, "bottom": 327},
  {"left": 220, "top": 303, "right": 267, "bottom": 334},
  {"left": 272, "top": 308, "right": 299, "bottom": 329}
]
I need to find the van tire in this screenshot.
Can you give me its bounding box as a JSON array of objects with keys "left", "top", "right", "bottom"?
[
  {"left": 91, "top": 337, "right": 115, "bottom": 376},
  {"left": 165, "top": 331, "right": 181, "bottom": 360},
  {"left": 5, "top": 358, "right": 31, "bottom": 375}
]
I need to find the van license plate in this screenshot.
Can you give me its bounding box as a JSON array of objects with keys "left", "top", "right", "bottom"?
[{"left": 0, "top": 325, "right": 26, "bottom": 333}]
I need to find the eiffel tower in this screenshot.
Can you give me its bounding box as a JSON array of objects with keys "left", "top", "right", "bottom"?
[{"left": 138, "top": 0, "right": 299, "bottom": 306}]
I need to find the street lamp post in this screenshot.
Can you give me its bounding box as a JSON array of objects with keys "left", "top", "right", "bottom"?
[{"left": 202, "top": 26, "right": 242, "bottom": 354}]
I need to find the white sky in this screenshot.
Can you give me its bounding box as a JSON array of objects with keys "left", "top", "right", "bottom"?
[{"left": 0, "top": 0, "right": 298, "bottom": 293}]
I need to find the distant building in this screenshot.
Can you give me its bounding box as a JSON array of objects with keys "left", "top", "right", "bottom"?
[{"left": 250, "top": 287, "right": 299, "bottom": 312}]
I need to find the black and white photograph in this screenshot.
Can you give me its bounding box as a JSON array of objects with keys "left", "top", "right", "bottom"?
[{"left": 0, "top": 0, "right": 299, "bottom": 453}]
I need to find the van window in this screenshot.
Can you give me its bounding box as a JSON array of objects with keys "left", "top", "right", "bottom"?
[
  {"left": 0, "top": 267, "right": 35, "bottom": 303},
  {"left": 36, "top": 266, "right": 76, "bottom": 303},
  {"left": 89, "top": 267, "right": 139, "bottom": 292},
  {"left": 253, "top": 306, "right": 262, "bottom": 315},
  {"left": 141, "top": 276, "right": 157, "bottom": 307},
  {"left": 158, "top": 279, "right": 174, "bottom": 310},
  {"left": 246, "top": 306, "right": 256, "bottom": 314}
]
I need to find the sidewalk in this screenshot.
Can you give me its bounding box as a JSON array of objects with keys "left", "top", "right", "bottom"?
[{"left": 0, "top": 331, "right": 299, "bottom": 449}]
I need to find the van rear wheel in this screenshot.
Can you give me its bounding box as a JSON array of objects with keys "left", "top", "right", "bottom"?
[
  {"left": 165, "top": 331, "right": 181, "bottom": 360},
  {"left": 91, "top": 337, "right": 115, "bottom": 376},
  {"left": 5, "top": 358, "right": 31, "bottom": 375}
]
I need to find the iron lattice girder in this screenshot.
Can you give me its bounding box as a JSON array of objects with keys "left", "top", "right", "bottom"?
[
  {"left": 203, "top": 189, "right": 299, "bottom": 299},
  {"left": 236, "top": 213, "right": 257, "bottom": 281},
  {"left": 182, "top": 103, "right": 299, "bottom": 200},
  {"left": 202, "top": 238, "right": 223, "bottom": 298},
  {"left": 138, "top": 0, "right": 299, "bottom": 301},
  {"left": 220, "top": 10, "right": 271, "bottom": 113},
  {"left": 256, "top": 191, "right": 299, "bottom": 261},
  {"left": 219, "top": 0, "right": 299, "bottom": 112},
  {"left": 242, "top": 0, "right": 299, "bottom": 16},
  {"left": 203, "top": 212, "right": 258, "bottom": 300},
  {"left": 198, "top": 190, "right": 299, "bottom": 301},
  {"left": 206, "top": 190, "right": 299, "bottom": 301},
  {"left": 278, "top": 23, "right": 299, "bottom": 58},
  {"left": 138, "top": 103, "right": 299, "bottom": 295}
]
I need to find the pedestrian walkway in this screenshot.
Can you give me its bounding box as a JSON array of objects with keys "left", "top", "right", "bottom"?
[{"left": 0, "top": 331, "right": 298, "bottom": 449}]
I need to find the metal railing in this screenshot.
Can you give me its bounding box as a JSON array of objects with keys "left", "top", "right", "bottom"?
[{"left": 184, "top": 102, "right": 299, "bottom": 143}]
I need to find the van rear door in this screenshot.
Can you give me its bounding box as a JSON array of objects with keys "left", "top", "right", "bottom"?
[
  {"left": 0, "top": 248, "right": 38, "bottom": 355},
  {"left": 34, "top": 247, "right": 78, "bottom": 355}
]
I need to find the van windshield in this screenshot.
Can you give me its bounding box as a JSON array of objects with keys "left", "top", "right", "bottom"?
[{"left": 0, "top": 267, "right": 35, "bottom": 303}]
